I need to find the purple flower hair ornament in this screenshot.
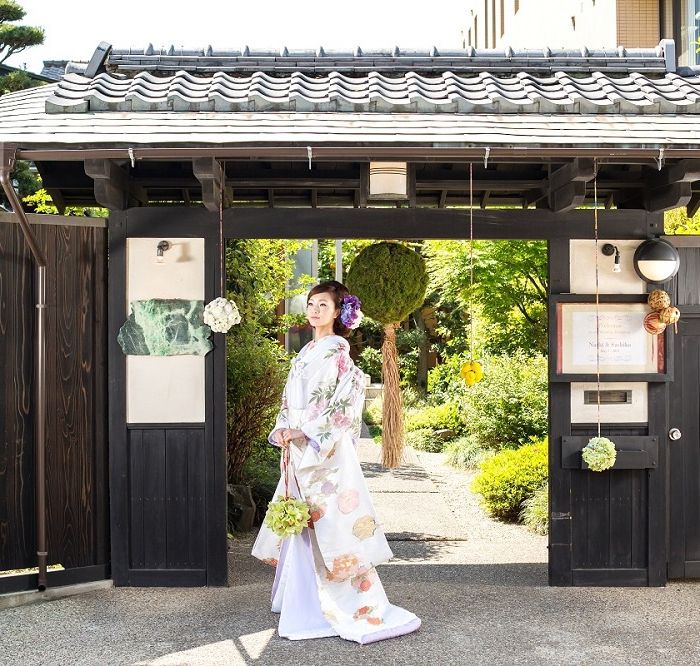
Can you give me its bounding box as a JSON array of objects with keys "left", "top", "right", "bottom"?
[{"left": 340, "top": 294, "right": 363, "bottom": 329}]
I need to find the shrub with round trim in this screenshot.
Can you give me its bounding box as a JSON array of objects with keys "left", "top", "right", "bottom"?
[{"left": 346, "top": 242, "right": 429, "bottom": 467}]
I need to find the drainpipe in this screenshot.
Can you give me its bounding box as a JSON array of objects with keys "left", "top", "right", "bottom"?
[{"left": 0, "top": 144, "right": 49, "bottom": 591}]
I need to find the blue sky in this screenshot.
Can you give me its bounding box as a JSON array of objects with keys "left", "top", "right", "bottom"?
[{"left": 6, "top": 0, "right": 468, "bottom": 74}]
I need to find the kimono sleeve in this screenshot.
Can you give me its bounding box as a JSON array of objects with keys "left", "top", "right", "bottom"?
[
  {"left": 267, "top": 377, "right": 291, "bottom": 448},
  {"left": 298, "top": 347, "right": 366, "bottom": 470}
]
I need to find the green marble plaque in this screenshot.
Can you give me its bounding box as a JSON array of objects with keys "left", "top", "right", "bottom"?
[{"left": 118, "top": 299, "right": 213, "bottom": 356}]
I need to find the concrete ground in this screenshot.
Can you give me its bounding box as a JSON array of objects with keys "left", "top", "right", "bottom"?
[{"left": 2, "top": 440, "right": 700, "bottom": 665}]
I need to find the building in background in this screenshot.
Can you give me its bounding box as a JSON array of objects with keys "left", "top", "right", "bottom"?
[{"left": 462, "top": 0, "right": 699, "bottom": 67}]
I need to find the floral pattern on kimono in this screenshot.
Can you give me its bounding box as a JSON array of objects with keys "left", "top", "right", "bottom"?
[{"left": 252, "top": 335, "right": 420, "bottom": 643}]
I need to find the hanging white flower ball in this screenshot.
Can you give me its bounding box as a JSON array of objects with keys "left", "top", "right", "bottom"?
[
  {"left": 581, "top": 436, "right": 617, "bottom": 472},
  {"left": 203, "top": 297, "right": 241, "bottom": 333}
]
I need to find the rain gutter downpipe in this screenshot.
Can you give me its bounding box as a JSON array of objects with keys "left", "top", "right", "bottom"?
[{"left": 0, "top": 144, "right": 49, "bottom": 591}]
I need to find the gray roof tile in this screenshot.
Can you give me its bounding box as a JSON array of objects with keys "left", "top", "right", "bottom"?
[
  {"left": 105, "top": 42, "right": 677, "bottom": 75},
  {"left": 44, "top": 69, "right": 700, "bottom": 114}
]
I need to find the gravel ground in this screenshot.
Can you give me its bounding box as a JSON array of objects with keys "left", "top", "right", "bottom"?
[{"left": 1, "top": 440, "right": 700, "bottom": 666}]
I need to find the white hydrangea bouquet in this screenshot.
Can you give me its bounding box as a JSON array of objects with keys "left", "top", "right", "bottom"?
[
  {"left": 203, "top": 297, "right": 241, "bottom": 333},
  {"left": 581, "top": 436, "right": 617, "bottom": 472}
]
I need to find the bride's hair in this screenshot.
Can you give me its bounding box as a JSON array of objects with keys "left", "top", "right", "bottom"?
[{"left": 307, "top": 280, "right": 352, "bottom": 337}]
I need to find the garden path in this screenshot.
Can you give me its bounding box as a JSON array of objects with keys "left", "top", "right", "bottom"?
[{"left": 2, "top": 440, "right": 700, "bottom": 665}]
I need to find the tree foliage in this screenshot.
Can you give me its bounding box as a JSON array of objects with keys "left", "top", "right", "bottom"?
[
  {"left": 424, "top": 239, "right": 548, "bottom": 356},
  {"left": 0, "top": 1, "right": 43, "bottom": 64},
  {"left": 665, "top": 207, "right": 700, "bottom": 235},
  {"left": 23, "top": 187, "right": 108, "bottom": 216}
]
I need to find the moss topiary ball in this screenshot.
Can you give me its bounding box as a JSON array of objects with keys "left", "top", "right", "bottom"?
[{"left": 346, "top": 242, "right": 429, "bottom": 324}]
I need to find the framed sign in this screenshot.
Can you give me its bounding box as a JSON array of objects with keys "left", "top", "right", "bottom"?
[{"left": 553, "top": 296, "right": 666, "bottom": 380}]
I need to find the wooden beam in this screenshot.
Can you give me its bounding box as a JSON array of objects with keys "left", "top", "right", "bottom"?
[
  {"left": 84, "top": 159, "right": 128, "bottom": 210},
  {"left": 644, "top": 182, "right": 692, "bottom": 213},
  {"left": 648, "top": 159, "right": 700, "bottom": 189},
  {"left": 192, "top": 158, "right": 224, "bottom": 212},
  {"left": 687, "top": 192, "right": 700, "bottom": 218},
  {"left": 550, "top": 181, "right": 587, "bottom": 213},
  {"left": 216, "top": 207, "right": 660, "bottom": 240},
  {"left": 547, "top": 159, "right": 595, "bottom": 212},
  {"left": 45, "top": 188, "right": 66, "bottom": 214},
  {"left": 548, "top": 158, "right": 595, "bottom": 192},
  {"left": 358, "top": 163, "right": 369, "bottom": 208}
]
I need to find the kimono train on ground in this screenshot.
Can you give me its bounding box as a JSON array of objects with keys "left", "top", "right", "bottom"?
[{"left": 252, "top": 334, "right": 421, "bottom": 644}]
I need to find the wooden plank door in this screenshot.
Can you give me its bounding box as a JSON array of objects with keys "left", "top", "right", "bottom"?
[{"left": 668, "top": 310, "right": 700, "bottom": 578}]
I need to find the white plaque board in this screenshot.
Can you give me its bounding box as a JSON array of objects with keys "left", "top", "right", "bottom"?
[{"left": 557, "top": 302, "right": 664, "bottom": 375}]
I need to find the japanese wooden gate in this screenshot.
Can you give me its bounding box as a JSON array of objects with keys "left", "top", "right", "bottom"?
[{"left": 3, "top": 40, "right": 700, "bottom": 591}]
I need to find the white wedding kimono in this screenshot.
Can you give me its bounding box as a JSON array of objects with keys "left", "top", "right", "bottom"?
[{"left": 251, "top": 334, "right": 421, "bottom": 644}]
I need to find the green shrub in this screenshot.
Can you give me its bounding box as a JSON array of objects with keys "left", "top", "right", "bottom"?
[
  {"left": 227, "top": 326, "right": 289, "bottom": 483},
  {"left": 471, "top": 439, "right": 548, "bottom": 521},
  {"left": 363, "top": 394, "right": 383, "bottom": 426},
  {"left": 241, "top": 440, "right": 283, "bottom": 527},
  {"left": 404, "top": 401, "right": 464, "bottom": 434},
  {"left": 396, "top": 327, "right": 426, "bottom": 352},
  {"left": 427, "top": 354, "right": 468, "bottom": 403},
  {"left": 401, "top": 385, "right": 424, "bottom": 408},
  {"left": 461, "top": 352, "right": 547, "bottom": 450},
  {"left": 405, "top": 428, "right": 445, "bottom": 452},
  {"left": 357, "top": 346, "right": 382, "bottom": 382},
  {"left": 444, "top": 435, "right": 494, "bottom": 470},
  {"left": 520, "top": 483, "right": 549, "bottom": 535}
]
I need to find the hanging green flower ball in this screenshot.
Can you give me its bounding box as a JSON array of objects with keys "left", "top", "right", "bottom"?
[
  {"left": 581, "top": 436, "right": 617, "bottom": 472},
  {"left": 264, "top": 495, "right": 311, "bottom": 537},
  {"left": 346, "top": 242, "right": 429, "bottom": 324}
]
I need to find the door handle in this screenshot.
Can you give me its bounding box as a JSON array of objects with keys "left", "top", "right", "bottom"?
[{"left": 669, "top": 428, "right": 682, "bottom": 441}]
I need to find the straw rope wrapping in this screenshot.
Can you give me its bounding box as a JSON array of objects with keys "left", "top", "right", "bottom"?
[{"left": 381, "top": 322, "right": 404, "bottom": 468}]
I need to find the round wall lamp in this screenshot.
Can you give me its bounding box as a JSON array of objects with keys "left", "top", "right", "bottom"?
[{"left": 633, "top": 238, "right": 680, "bottom": 284}]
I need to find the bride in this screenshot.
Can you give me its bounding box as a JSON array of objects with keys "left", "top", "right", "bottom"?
[{"left": 251, "top": 279, "right": 421, "bottom": 644}]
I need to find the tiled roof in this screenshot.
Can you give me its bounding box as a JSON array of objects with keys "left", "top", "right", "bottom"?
[
  {"left": 45, "top": 69, "right": 700, "bottom": 114},
  {"left": 40, "top": 61, "right": 67, "bottom": 81},
  {"left": 3, "top": 83, "right": 700, "bottom": 149},
  {"left": 106, "top": 42, "right": 677, "bottom": 75}
]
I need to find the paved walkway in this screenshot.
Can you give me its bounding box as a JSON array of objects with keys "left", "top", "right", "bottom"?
[{"left": 2, "top": 440, "right": 700, "bottom": 665}]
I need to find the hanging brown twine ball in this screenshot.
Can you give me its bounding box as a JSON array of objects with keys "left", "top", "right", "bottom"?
[
  {"left": 643, "top": 312, "right": 667, "bottom": 335},
  {"left": 658, "top": 306, "right": 681, "bottom": 325},
  {"left": 647, "top": 289, "right": 671, "bottom": 312}
]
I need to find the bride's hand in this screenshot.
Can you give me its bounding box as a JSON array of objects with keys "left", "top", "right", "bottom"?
[
  {"left": 279, "top": 428, "right": 307, "bottom": 447},
  {"left": 274, "top": 429, "right": 289, "bottom": 448}
]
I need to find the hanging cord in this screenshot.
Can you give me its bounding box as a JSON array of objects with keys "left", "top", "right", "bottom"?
[
  {"left": 469, "top": 161, "right": 475, "bottom": 362},
  {"left": 219, "top": 162, "right": 225, "bottom": 298},
  {"left": 283, "top": 444, "right": 290, "bottom": 497},
  {"left": 593, "top": 158, "right": 601, "bottom": 439}
]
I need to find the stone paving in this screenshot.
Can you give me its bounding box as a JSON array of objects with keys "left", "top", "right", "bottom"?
[{"left": 1, "top": 440, "right": 700, "bottom": 665}]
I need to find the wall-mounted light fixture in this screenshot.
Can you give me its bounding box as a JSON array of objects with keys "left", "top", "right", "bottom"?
[
  {"left": 368, "top": 162, "right": 408, "bottom": 201},
  {"left": 633, "top": 238, "right": 680, "bottom": 283},
  {"left": 602, "top": 243, "right": 621, "bottom": 273},
  {"left": 156, "top": 240, "right": 171, "bottom": 264}
]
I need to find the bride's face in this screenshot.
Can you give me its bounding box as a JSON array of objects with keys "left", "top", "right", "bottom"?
[{"left": 307, "top": 292, "right": 339, "bottom": 329}]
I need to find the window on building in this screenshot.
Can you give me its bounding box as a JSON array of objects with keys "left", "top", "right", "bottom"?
[
  {"left": 484, "top": 0, "right": 489, "bottom": 47},
  {"left": 686, "top": 0, "right": 700, "bottom": 65}
]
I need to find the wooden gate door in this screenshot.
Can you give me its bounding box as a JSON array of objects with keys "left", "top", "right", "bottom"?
[
  {"left": 668, "top": 244, "right": 700, "bottom": 579},
  {"left": 108, "top": 209, "right": 228, "bottom": 587}
]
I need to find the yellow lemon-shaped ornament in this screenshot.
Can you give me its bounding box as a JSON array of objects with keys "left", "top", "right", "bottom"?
[
  {"left": 470, "top": 360, "right": 484, "bottom": 382},
  {"left": 461, "top": 360, "right": 483, "bottom": 386}
]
